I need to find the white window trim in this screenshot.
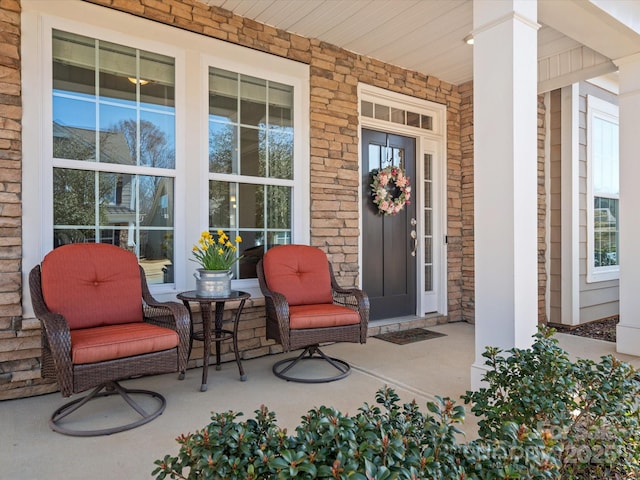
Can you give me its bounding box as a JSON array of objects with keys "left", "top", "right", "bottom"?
[
  {"left": 22, "top": 1, "right": 309, "bottom": 313},
  {"left": 586, "top": 94, "right": 619, "bottom": 283}
]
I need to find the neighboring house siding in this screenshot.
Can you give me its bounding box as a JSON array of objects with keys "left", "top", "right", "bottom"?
[
  {"left": 0, "top": 0, "right": 473, "bottom": 400},
  {"left": 578, "top": 81, "right": 619, "bottom": 323}
]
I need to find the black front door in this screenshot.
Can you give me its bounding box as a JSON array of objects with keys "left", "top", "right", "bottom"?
[{"left": 361, "top": 129, "right": 417, "bottom": 320}]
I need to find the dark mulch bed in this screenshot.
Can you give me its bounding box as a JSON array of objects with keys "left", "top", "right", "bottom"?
[{"left": 551, "top": 316, "right": 619, "bottom": 343}]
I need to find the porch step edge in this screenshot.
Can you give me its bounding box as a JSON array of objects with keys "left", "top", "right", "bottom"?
[{"left": 367, "top": 314, "right": 448, "bottom": 337}]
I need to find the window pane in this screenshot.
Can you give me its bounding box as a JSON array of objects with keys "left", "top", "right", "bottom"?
[
  {"left": 268, "top": 127, "right": 293, "bottom": 179},
  {"left": 209, "top": 67, "right": 238, "bottom": 122},
  {"left": 269, "top": 81, "right": 293, "bottom": 128},
  {"left": 240, "top": 126, "right": 265, "bottom": 176},
  {"left": 374, "top": 104, "right": 389, "bottom": 121},
  {"left": 267, "top": 185, "right": 291, "bottom": 229},
  {"left": 361, "top": 100, "right": 373, "bottom": 118},
  {"left": 140, "top": 110, "right": 176, "bottom": 169},
  {"left": 240, "top": 75, "right": 266, "bottom": 126},
  {"left": 99, "top": 104, "right": 137, "bottom": 165},
  {"left": 53, "top": 97, "right": 97, "bottom": 160},
  {"left": 239, "top": 183, "right": 264, "bottom": 229},
  {"left": 238, "top": 231, "right": 265, "bottom": 279},
  {"left": 407, "top": 111, "right": 420, "bottom": 127},
  {"left": 53, "top": 30, "right": 96, "bottom": 95},
  {"left": 209, "top": 181, "right": 236, "bottom": 229},
  {"left": 594, "top": 196, "right": 619, "bottom": 267},
  {"left": 391, "top": 107, "right": 404, "bottom": 124},
  {"left": 592, "top": 116, "right": 619, "bottom": 196},
  {"left": 368, "top": 144, "right": 382, "bottom": 171},
  {"left": 209, "top": 122, "right": 238, "bottom": 174},
  {"left": 138, "top": 175, "right": 173, "bottom": 227},
  {"left": 53, "top": 168, "right": 97, "bottom": 227}
]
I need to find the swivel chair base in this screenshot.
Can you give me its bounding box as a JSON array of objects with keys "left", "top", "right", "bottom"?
[
  {"left": 50, "top": 380, "right": 166, "bottom": 436},
  {"left": 273, "top": 344, "right": 351, "bottom": 383}
]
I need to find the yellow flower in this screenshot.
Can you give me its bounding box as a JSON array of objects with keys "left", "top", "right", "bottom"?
[
  {"left": 191, "top": 229, "right": 243, "bottom": 270},
  {"left": 236, "top": 236, "right": 242, "bottom": 243}
]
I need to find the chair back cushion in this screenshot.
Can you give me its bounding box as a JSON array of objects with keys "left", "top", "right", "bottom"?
[
  {"left": 262, "top": 245, "right": 333, "bottom": 306},
  {"left": 40, "top": 243, "right": 143, "bottom": 330}
]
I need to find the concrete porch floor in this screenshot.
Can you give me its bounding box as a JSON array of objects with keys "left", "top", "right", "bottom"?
[{"left": 3, "top": 321, "right": 639, "bottom": 480}]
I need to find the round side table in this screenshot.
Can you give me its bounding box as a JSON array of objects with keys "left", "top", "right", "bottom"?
[{"left": 177, "top": 290, "right": 250, "bottom": 392}]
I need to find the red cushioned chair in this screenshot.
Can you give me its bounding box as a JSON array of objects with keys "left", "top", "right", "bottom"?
[
  {"left": 257, "top": 245, "right": 369, "bottom": 383},
  {"left": 29, "top": 243, "right": 190, "bottom": 436}
]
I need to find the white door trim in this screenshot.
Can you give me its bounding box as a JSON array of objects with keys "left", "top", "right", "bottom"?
[{"left": 357, "top": 84, "right": 448, "bottom": 316}]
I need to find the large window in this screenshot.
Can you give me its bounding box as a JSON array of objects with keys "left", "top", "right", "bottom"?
[
  {"left": 52, "top": 30, "right": 176, "bottom": 284},
  {"left": 587, "top": 95, "right": 619, "bottom": 282},
  {"left": 208, "top": 68, "right": 294, "bottom": 279},
  {"left": 22, "top": 1, "right": 309, "bottom": 301}
]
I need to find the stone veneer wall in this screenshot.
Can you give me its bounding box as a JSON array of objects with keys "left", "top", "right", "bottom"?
[
  {"left": 0, "top": 0, "right": 551, "bottom": 400},
  {"left": 0, "top": 0, "right": 25, "bottom": 398},
  {"left": 537, "top": 94, "right": 548, "bottom": 324}
]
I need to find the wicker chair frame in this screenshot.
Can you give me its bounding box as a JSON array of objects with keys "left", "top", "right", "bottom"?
[
  {"left": 29, "top": 263, "right": 190, "bottom": 436},
  {"left": 257, "top": 253, "right": 369, "bottom": 383}
]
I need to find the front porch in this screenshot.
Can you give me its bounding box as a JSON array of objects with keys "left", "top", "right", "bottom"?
[{"left": 3, "top": 321, "right": 638, "bottom": 479}]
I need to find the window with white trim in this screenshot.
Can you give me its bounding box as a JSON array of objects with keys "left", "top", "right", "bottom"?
[
  {"left": 587, "top": 95, "right": 619, "bottom": 283},
  {"left": 23, "top": 1, "right": 309, "bottom": 298},
  {"left": 208, "top": 67, "right": 294, "bottom": 279},
  {"left": 52, "top": 30, "right": 177, "bottom": 284}
]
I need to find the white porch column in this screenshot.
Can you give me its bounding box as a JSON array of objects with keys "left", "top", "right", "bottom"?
[
  {"left": 471, "top": 0, "right": 540, "bottom": 389},
  {"left": 615, "top": 53, "right": 640, "bottom": 356}
]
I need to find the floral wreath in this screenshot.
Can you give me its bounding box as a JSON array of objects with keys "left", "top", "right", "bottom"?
[{"left": 370, "top": 166, "right": 411, "bottom": 215}]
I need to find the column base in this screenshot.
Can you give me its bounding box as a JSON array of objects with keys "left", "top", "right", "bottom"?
[
  {"left": 470, "top": 362, "right": 490, "bottom": 391},
  {"left": 616, "top": 323, "right": 640, "bottom": 356}
]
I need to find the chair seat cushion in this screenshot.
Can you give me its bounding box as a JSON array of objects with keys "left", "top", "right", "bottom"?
[
  {"left": 70, "top": 323, "right": 179, "bottom": 365},
  {"left": 289, "top": 304, "right": 360, "bottom": 330}
]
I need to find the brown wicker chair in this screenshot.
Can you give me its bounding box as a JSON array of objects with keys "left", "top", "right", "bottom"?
[
  {"left": 257, "top": 244, "right": 369, "bottom": 383},
  {"left": 29, "top": 243, "right": 190, "bottom": 436}
]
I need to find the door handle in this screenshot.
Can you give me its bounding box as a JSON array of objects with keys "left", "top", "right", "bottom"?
[{"left": 410, "top": 230, "right": 417, "bottom": 257}]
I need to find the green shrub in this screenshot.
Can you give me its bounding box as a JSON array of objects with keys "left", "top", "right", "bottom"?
[
  {"left": 154, "top": 388, "right": 558, "bottom": 479},
  {"left": 154, "top": 327, "right": 638, "bottom": 479},
  {"left": 462, "top": 327, "right": 640, "bottom": 479}
]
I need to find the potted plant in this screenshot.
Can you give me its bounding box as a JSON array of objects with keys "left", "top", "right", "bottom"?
[{"left": 191, "top": 230, "right": 242, "bottom": 297}]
